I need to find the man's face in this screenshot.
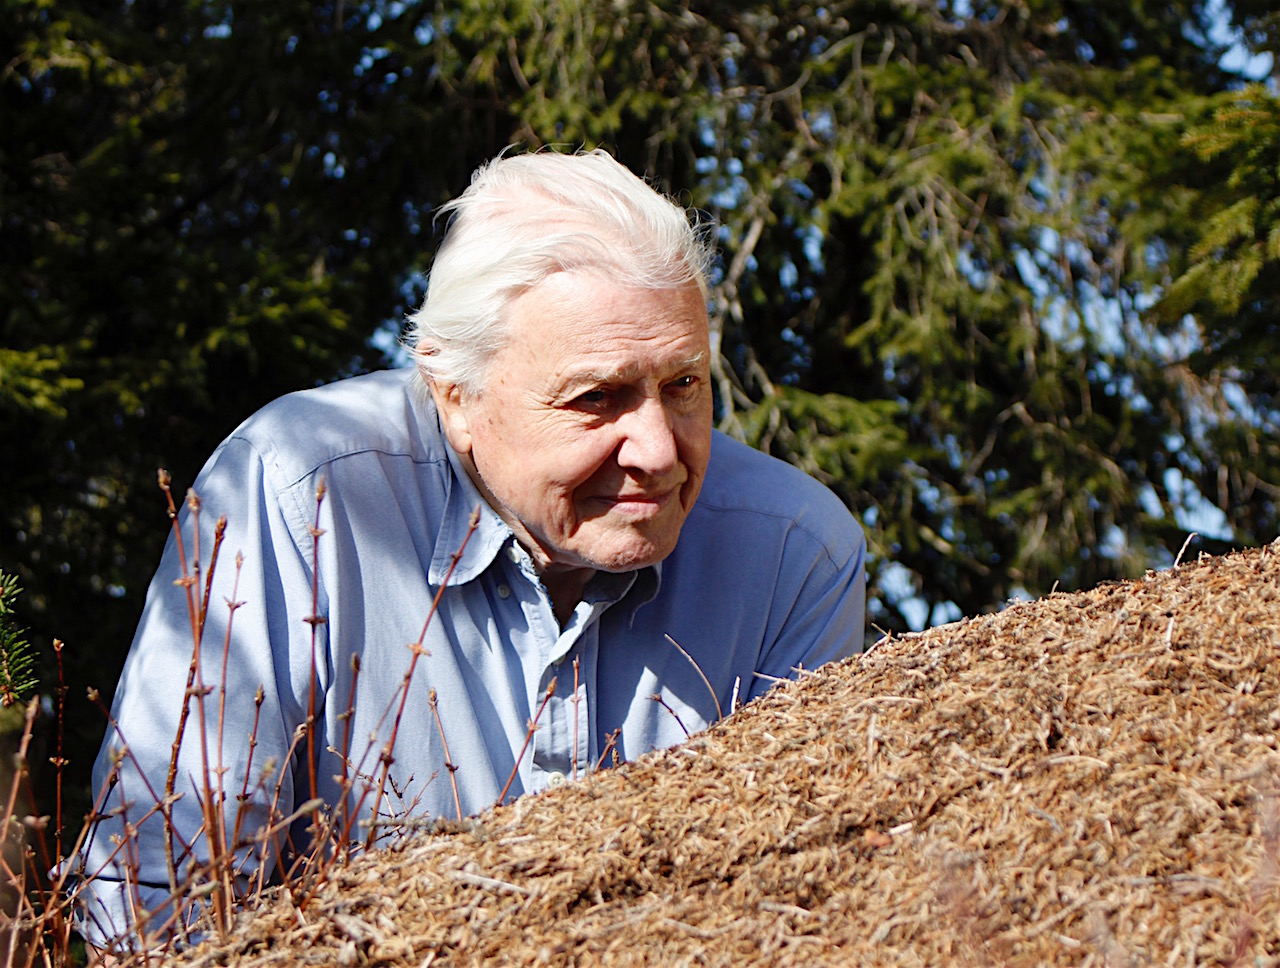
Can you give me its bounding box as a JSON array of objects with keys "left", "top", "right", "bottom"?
[{"left": 432, "top": 270, "right": 713, "bottom": 582}]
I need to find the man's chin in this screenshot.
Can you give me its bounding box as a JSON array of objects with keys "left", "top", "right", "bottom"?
[{"left": 580, "top": 527, "right": 681, "bottom": 573}]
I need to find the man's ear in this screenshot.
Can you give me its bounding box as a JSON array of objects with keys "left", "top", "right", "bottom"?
[{"left": 427, "top": 378, "right": 474, "bottom": 455}]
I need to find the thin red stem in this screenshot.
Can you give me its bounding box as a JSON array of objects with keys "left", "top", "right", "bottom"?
[
  {"left": 571, "top": 656, "right": 580, "bottom": 782},
  {"left": 230, "top": 685, "right": 266, "bottom": 860},
  {"left": 362, "top": 507, "right": 479, "bottom": 849},
  {"left": 496, "top": 678, "right": 557, "bottom": 805},
  {"left": 428, "top": 688, "right": 462, "bottom": 821},
  {"left": 594, "top": 728, "right": 622, "bottom": 773},
  {"left": 52, "top": 638, "right": 67, "bottom": 865},
  {"left": 305, "top": 478, "right": 328, "bottom": 805},
  {"left": 651, "top": 693, "right": 690, "bottom": 737}
]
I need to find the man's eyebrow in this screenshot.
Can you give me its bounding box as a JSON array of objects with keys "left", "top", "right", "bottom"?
[{"left": 566, "top": 353, "right": 707, "bottom": 386}]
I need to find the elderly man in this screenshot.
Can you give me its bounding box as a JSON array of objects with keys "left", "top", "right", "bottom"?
[{"left": 74, "top": 149, "right": 866, "bottom": 952}]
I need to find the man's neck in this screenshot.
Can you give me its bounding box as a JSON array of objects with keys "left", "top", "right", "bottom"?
[{"left": 541, "top": 565, "right": 596, "bottom": 625}]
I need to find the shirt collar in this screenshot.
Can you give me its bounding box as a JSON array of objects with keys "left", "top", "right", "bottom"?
[
  {"left": 428, "top": 417, "right": 513, "bottom": 587},
  {"left": 621, "top": 560, "right": 662, "bottom": 625}
]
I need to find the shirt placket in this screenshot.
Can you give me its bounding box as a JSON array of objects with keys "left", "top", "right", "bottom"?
[
  {"left": 500, "top": 545, "right": 577, "bottom": 792},
  {"left": 502, "top": 546, "right": 624, "bottom": 793},
  {"left": 527, "top": 603, "right": 602, "bottom": 788},
  {"left": 529, "top": 618, "right": 601, "bottom": 787}
]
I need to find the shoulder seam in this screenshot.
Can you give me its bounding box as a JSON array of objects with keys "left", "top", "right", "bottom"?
[
  {"left": 226, "top": 431, "right": 451, "bottom": 493},
  {"left": 692, "top": 498, "right": 863, "bottom": 573}
]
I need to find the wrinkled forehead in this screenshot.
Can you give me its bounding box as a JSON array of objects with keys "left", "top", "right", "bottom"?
[{"left": 506, "top": 267, "right": 708, "bottom": 354}]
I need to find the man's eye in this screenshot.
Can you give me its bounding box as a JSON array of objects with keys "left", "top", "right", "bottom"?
[
  {"left": 668, "top": 376, "right": 697, "bottom": 391},
  {"left": 575, "top": 389, "right": 608, "bottom": 406}
]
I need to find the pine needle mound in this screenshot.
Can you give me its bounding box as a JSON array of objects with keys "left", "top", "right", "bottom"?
[{"left": 177, "top": 543, "right": 1280, "bottom": 966}]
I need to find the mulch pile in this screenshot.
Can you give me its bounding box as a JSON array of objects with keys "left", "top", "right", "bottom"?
[{"left": 174, "top": 543, "right": 1280, "bottom": 966}]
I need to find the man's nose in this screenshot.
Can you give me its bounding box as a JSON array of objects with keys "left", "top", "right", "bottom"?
[{"left": 615, "top": 398, "right": 679, "bottom": 476}]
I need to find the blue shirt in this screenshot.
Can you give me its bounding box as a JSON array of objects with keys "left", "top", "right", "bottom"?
[{"left": 73, "top": 368, "right": 865, "bottom": 946}]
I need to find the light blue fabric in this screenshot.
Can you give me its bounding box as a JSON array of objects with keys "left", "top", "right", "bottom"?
[{"left": 72, "top": 367, "right": 865, "bottom": 947}]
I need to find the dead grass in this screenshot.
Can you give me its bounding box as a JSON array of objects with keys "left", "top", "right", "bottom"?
[{"left": 151, "top": 541, "right": 1280, "bottom": 966}]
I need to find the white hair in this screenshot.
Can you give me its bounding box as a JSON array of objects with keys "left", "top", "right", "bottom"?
[{"left": 404, "top": 149, "right": 716, "bottom": 393}]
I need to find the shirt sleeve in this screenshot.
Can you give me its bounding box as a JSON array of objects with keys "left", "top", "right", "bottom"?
[
  {"left": 71, "top": 434, "right": 323, "bottom": 950},
  {"left": 748, "top": 506, "right": 868, "bottom": 701}
]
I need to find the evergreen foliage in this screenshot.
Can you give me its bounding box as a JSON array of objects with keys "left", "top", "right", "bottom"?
[
  {"left": 1149, "top": 82, "right": 1280, "bottom": 554},
  {"left": 0, "top": 573, "right": 38, "bottom": 708}
]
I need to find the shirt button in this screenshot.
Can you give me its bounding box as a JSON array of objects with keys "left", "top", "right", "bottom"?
[
  {"left": 546, "top": 771, "right": 566, "bottom": 788},
  {"left": 497, "top": 584, "right": 511, "bottom": 599}
]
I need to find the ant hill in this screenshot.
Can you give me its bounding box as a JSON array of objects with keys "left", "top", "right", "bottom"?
[{"left": 173, "top": 542, "right": 1280, "bottom": 967}]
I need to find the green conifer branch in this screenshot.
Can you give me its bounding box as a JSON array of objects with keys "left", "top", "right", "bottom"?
[{"left": 0, "top": 572, "right": 38, "bottom": 707}]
